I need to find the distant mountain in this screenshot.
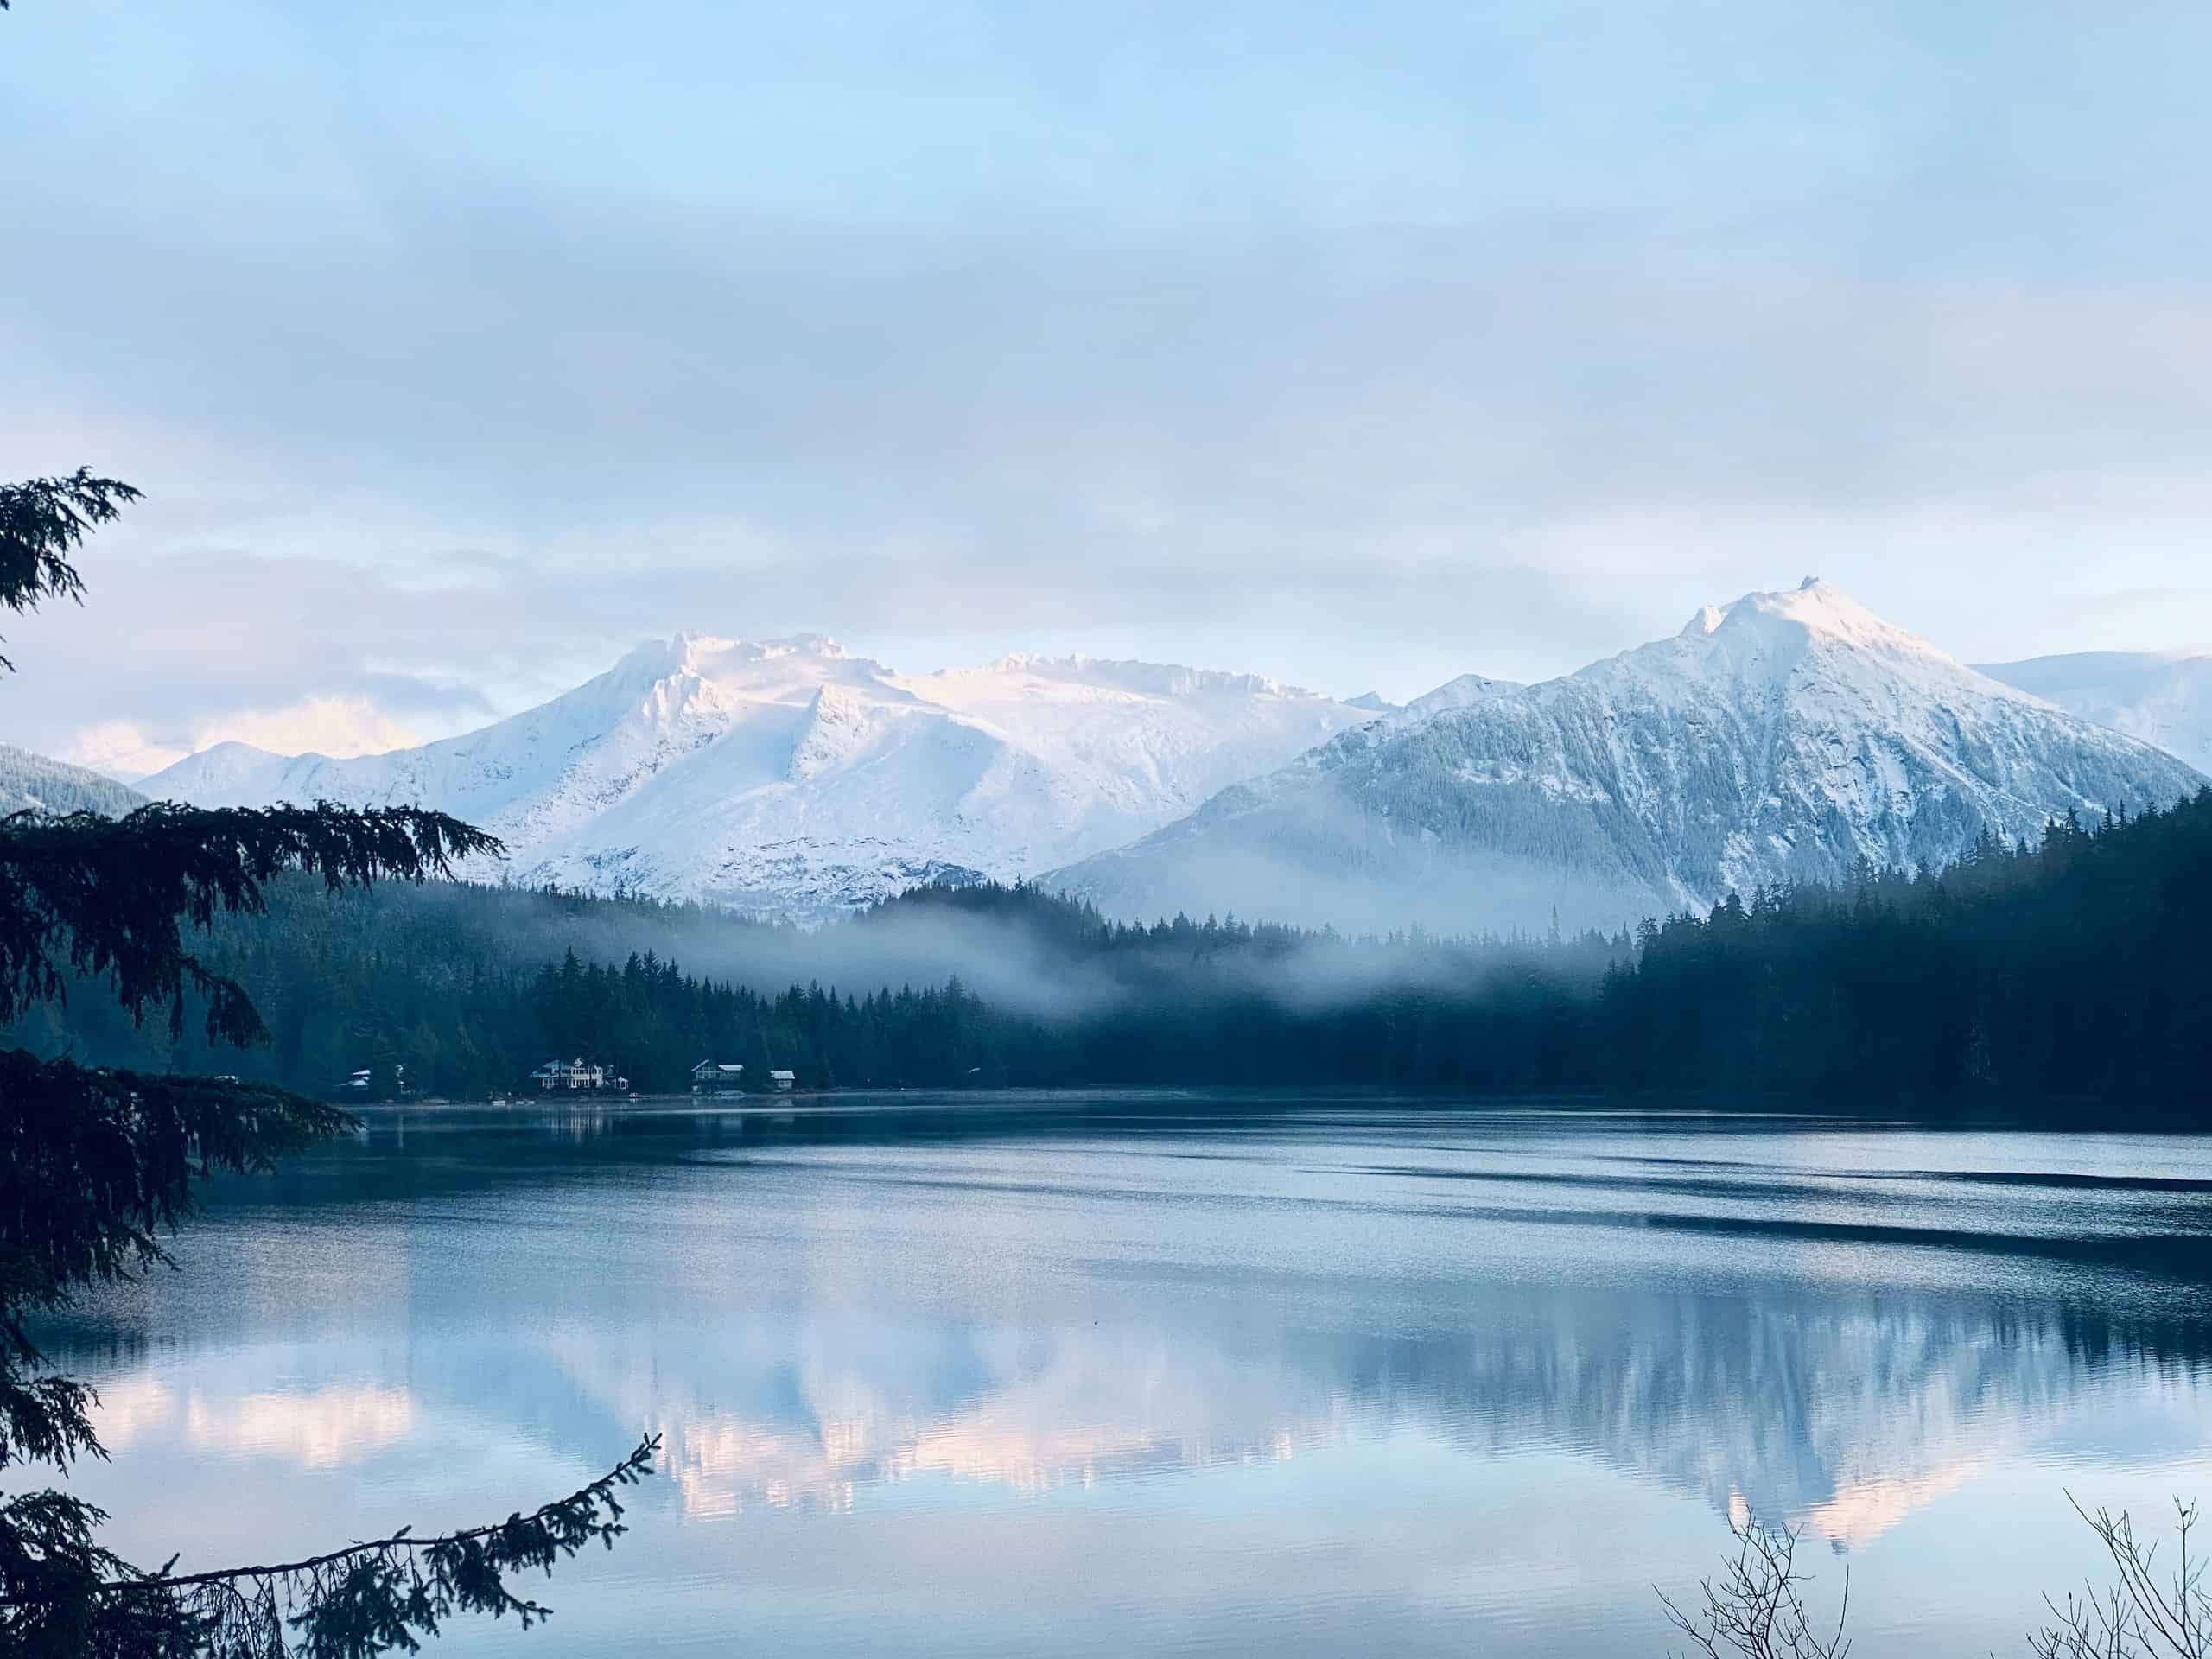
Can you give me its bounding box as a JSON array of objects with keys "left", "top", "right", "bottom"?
[
  {"left": 0, "top": 744, "right": 146, "bottom": 817},
  {"left": 1052, "top": 580, "right": 2207, "bottom": 934},
  {"left": 1978, "top": 649, "right": 2212, "bottom": 775},
  {"left": 143, "top": 637, "right": 1373, "bottom": 916}
]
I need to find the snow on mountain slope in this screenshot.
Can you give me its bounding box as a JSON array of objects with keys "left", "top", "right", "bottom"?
[
  {"left": 1978, "top": 649, "right": 2212, "bottom": 775},
  {"left": 1052, "top": 580, "right": 2209, "bottom": 935},
  {"left": 0, "top": 744, "right": 146, "bottom": 817},
  {"left": 1402, "top": 672, "right": 1524, "bottom": 721},
  {"left": 143, "top": 637, "right": 1372, "bottom": 915}
]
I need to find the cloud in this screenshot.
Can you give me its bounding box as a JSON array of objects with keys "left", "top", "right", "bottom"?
[
  {"left": 67, "top": 698, "right": 423, "bottom": 779},
  {"left": 5, "top": 3, "right": 2212, "bottom": 760}
]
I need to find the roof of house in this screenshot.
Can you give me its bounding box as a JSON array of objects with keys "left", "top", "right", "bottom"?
[{"left": 767, "top": 1069, "right": 797, "bottom": 1080}]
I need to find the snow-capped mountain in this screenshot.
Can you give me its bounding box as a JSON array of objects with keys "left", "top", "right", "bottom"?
[
  {"left": 142, "top": 637, "right": 1372, "bottom": 915},
  {"left": 1052, "top": 580, "right": 2208, "bottom": 934},
  {"left": 0, "top": 744, "right": 146, "bottom": 817},
  {"left": 1978, "top": 649, "right": 2212, "bottom": 775}
]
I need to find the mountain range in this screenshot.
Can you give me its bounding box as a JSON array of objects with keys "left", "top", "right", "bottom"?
[
  {"left": 143, "top": 638, "right": 1371, "bottom": 914},
  {"left": 86, "top": 582, "right": 2210, "bottom": 931}
]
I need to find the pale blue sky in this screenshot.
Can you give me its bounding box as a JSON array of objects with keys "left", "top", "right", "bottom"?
[{"left": 4, "top": 2, "right": 2210, "bottom": 769}]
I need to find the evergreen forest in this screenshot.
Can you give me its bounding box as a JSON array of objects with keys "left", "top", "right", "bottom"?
[{"left": 11, "top": 789, "right": 2209, "bottom": 1113}]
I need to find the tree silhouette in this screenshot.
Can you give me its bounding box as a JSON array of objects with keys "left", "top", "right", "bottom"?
[{"left": 0, "top": 471, "right": 656, "bottom": 1656}]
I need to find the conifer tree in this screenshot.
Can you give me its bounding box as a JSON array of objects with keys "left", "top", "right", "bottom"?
[{"left": 0, "top": 472, "right": 656, "bottom": 1656}]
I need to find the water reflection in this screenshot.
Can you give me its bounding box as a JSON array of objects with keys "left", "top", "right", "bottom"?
[
  {"left": 494, "top": 1289, "right": 2203, "bottom": 1547},
  {"left": 37, "top": 1099, "right": 2212, "bottom": 1656},
  {"left": 95, "top": 1380, "right": 418, "bottom": 1466}
]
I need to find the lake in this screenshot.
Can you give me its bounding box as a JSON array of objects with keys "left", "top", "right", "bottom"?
[{"left": 35, "top": 1092, "right": 2212, "bottom": 1656}]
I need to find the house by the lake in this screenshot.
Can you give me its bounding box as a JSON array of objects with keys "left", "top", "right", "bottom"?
[
  {"left": 691, "top": 1060, "right": 746, "bottom": 1096},
  {"left": 767, "top": 1069, "right": 797, "bottom": 1092},
  {"left": 532, "top": 1057, "right": 629, "bottom": 1092}
]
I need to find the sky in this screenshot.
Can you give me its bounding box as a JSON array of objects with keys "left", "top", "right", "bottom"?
[{"left": 5, "top": 1, "right": 2212, "bottom": 775}]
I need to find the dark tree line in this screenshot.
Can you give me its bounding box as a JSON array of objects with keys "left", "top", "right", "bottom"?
[
  {"left": 22, "top": 787, "right": 2212, "bottom": 1114},
  {"left": 1603, "top": 801, "right": 2212, "bottom": 1101}
]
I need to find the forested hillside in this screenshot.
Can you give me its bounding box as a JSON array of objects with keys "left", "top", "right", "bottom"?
[
  {"left": 0, "top": 742, "right": 144, "bottom": 816},
  {"left": 10, "top": 788, "right": 2209, "bottom": 1109}
]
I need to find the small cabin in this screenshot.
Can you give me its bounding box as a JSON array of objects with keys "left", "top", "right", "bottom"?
[
  {"left": 766, "top": 1069, "right": 797, "bottom": 1092},
  {"left": 691, "top": 1060, "right": 746, "bottom": 1096}
]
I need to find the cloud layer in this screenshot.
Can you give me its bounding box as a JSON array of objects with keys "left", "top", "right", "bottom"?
[{"left": 5, "top": 2, "right": 2211, "bottom": 766}]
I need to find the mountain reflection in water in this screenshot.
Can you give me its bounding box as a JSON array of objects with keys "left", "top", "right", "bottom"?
[{"left": 37, "top": 1096, "right": 2212, "bottom": 1658}]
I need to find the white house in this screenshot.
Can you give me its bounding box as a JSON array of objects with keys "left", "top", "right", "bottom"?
[
  {"left": 532, "top": 1057, "right": 627, "bottom": 1092},
  {"left": 691, "top": 1060, "right": 746, "bottom": 1096},
  {"left": 767, "top": 1069, "right": 797, "bottom": 1092}
]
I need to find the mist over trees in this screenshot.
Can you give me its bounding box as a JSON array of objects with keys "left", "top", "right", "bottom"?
[{"left": 20, "top": 787, "right": 2211, "bottom": 1111}]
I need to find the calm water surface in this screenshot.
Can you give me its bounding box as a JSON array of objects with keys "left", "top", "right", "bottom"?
[{"left": 35, "top": 1092, "right": 2212, "bottom": 1656}]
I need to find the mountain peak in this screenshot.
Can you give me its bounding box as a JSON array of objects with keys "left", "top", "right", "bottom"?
[
  {"left": 1740, "top": 577, "right": 1947, "bottom": 657},
  {"left": 143, "top": 635, "right": 1376, "bottom": 918},
  {"left": 1663, "top": 579, "right": 1956, "bottom": 677},
  {"left": 1055, "top": 580, "right": 2204, "bottom": 937}
]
